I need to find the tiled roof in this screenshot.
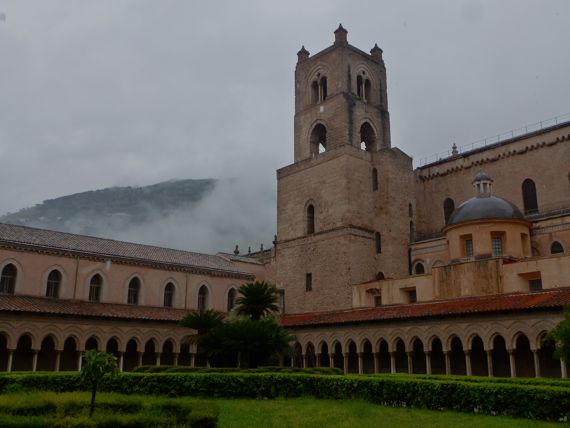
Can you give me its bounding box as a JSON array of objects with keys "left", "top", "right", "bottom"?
[
  {"left": 281, "top": 288, "right": 570, "bottom": 327},
  {"left": 0, "top": 294, "right": 190, "bottom": 322},
  {"left": 0, "top": 223, "right": 253, "bottom": 277}
]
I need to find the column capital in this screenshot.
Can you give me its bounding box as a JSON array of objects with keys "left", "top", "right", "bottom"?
[
  {"left": 464, "top": 350, "right": 471, "bottom": 356},
  {"left": 357, "top": 352, "right": 364, "bottom": 358},
  {"left": 343, "top": 352, "right": 350, "bottom": 357},
  {"left": 507, "top": 349, "right": 515, "bottom": 355}
]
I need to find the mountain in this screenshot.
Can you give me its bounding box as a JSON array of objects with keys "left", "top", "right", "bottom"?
[{"left": 0, "top": 179, "right": 216, "bottom": 237}]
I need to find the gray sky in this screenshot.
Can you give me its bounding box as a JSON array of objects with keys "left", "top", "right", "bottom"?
[{"left": 1, "top": 1, "right": 569, "bottom": 252}]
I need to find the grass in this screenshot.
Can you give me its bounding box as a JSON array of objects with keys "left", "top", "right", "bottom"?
[{"left": 216, "top": 398, "right": 563, "bottom": 428}]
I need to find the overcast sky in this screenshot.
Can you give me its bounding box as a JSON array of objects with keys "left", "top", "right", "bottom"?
[{"left": 1, "top": 1, "right": 569, "bottom": 251}]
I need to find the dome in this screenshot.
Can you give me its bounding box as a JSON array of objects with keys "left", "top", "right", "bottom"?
[
  {"left": 447, "top": 195, "right": 525, "bottom": 226},
  {"left": 472, "top": 171, "right": 492, "bottom": 183}
]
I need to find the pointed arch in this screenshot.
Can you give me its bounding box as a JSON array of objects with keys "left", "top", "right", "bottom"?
[{"left": 522, "top": 178, "right": 538, "bottom": 214}]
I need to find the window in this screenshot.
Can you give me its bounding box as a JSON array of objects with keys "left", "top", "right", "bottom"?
[
  {"left": 0, "top": 264, "right": 17, "bottom": 295},
  {"left": 522, "top": 179, "right": 538, "bottom": 214},
  {"left": 163, "top": 282, "right": 175, "bottom": 307},
  {"left": 376, "top": 271, "right": 385, "bottom": 280},
  {"left": 407, "top": 289, "right": 417, "bottom": 303},
  {"left": 198, "top": 285, "right": 209, "bottom": 311},
  {"left": 372, "top": 168, "right": 378, "bottom": 191},
  {"left": 492, "top": 235, "right": 503, "bottom": 257},
  {"left": 551, "top": 241, "right": 564, "bottom": 254},
  {"left": 364, "top": 79, "right": 372, "bottom": 101},
  {"left": 374, "top": 232, "right": 382, "bottom": 254},
  {"left": 360, "top": 122, "right": 376, "bottom": 151},
  {"left": 309, "top": 124, "right": 327, "bottom": 156},
  {"left": 443, "top": 198, "right": 455, "bottom": 224},
  {"left": 45, "top": 270, "right": 61, "bottom": 298},
  {"left": 374, "top": 294, "right": 382, "bottom": 307},
  {"left": 408, "top": 203, "right": 413, "bottom": 218},
  {"left": 465, "top": 239, "right": 474, "bottom": 257},
  {"left": 413, "top": 263, "right": 425, "bottom": 275},
  {"left": 306, "top": 204, "right": 315, "bottom": 235},
  {"left": 319, "top": 76, "right": 327, "bottom": 101},
  {"left": 311, "top": 81, "right": 319, "bottom": 104},
  {"left": 357, "top": 75, "right": 363, "bottom": 97},
  {"left": 305, "top": 273, "right": 313, "bottom": 292},
  {"left": 127, "top": 277, "right": 140, "bottom": 305},
  {"left": 529, "top": 279, "right": 543, "bottom": 292},
  {"left": 89, "top": 274, "right": 102, "bottom": 302},
  {"left": 227, "top": 288, "right": 237, "bottom": 311}
]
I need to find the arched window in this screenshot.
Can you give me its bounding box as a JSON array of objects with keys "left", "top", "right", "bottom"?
[
  {"left": 227, "top": 288, "right": 237, "bottom": 311},
  {"left": 46, "top": 270, "right": 61, "bottom": 298},
  {"left": 307, "top": 204, "right": 315, "bottom": 235},
  {"left": 360, "top": 122, "right": 376, "bottom": 151},
  {"left": 127, "top": 277, "right": 140, "bottom": 305},
  {"left": 551, "top": 241, "right": 564, "bottom": 254},
  {"left": 0, "top": 264, "right": 17, "bottom": 295},
  {"left": 372, "top": 168, "right": 378, "bottom": 191},
  {"left": 311, "top": 81, "right": 319, "bottom": 104},
  {"left": 163, "top": 282, "right": 175, "bottom": 307},
  {"left": 357, "top": 75, "right": 363, "bottom": 97},
  {"left": 376, "top": 272, "right": 385, "bottom": 280},
  {"left": 443, "top": 198, "right": 455, "bottom": 224},
  {"left": 364, "top": 79, "right": 372, "bottom": 102},
  {"left": 309, "top": 124, "right": 327, "bottom": 155},
  {"left": 522, "top": 179, "right": 538, "bottom": 214},
  {"left": 89, "top": 274, "right": 102, "bottom": 302},
  {"left": 414, "top": 262, "right": 425, "bottom": 275},
  {"left": 198, "top": 285, "right": 209, "bottom": 311},
  {"left": 374, "top": 232, "right": 382, "bottom": 254},
  {"left": 319, "top": 76, "right": 327, "bottom": 101}
]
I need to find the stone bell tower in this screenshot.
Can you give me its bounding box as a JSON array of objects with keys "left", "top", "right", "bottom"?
[{"left": 276, "top": 25, "right": 413, "bottom": 314}]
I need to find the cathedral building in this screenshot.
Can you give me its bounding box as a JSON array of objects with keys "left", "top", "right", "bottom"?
[{"left": 1, "top": 26, "right": 569, "bottom": 377}]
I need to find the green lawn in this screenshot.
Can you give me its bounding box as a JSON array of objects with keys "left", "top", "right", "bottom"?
[{"left": 216, "top": 398, "right": 562, "bottom": 428}]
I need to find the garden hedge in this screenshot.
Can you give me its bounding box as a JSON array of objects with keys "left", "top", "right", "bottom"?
[
  {"left": 132, "top": 365, "right": 343, "bottom": 375},
  {"left": 0, "top": 372, "right": 568, "bottom": 421}
]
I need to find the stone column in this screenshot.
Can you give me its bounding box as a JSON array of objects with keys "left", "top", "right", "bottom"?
[
  {"left": 118, "top": 352, "right": 124, "bottom": 372},
  {"left": 532, "top": 350, "right": 540, "bottom": 378},
  {"left": 156, "top": 352, "right": 161, "bottom": 366},
  {"left": 302, "top": 354, "right": 308, "bottom": 369},
  {"left": 425, "top": 351, "right": 432, "bottom": 375},
  {"left": 508, "top": 350, "right": 516, "bottom": 378},
  {"left": 6, "top": 349, "right": 14, "bottom": 372},
  {"left": 343, "top": 352, "right": 349, "bottom": 374},
  {"left": 373, "top": 352, "right": 380, "bottom": 374},
  {"left": 329, "top": 353, "right": 335, "bottom": 369},
  {"left": 190, "top": 353, "right": 196, "bottom": 368},
  {"left": 486, "top": 350, "right": 493, "bottom": 377},
  {"left": 290, "top": 355, "right": 295, "bottom": 368},
  {"left": 407, "top": 352, "right": 413, "bottom": 374},
  {"left": 173, "top": 353, "right": 179, "bottom": 367},
  {"left": 32, "top": 351, "right": 38, "bottom": 372},
  {"left": 55, "top": 351, "right": 61, "bottom": 372},
  {"left": 465, "top": 351, "right": 472, "bottom": 376},
  {"left": 357, "top": 352, "right": 364, "bottom": 374},
  {"left": 444, "top": 351, "right": 451, "bottom": 375},
  {"left": 77, "top": 352, "right": 83, "bottom": 371},
  {"left": 389, "top": 352, "right": 396, "bottom": 374},
  {"left": 316, "top": 353, "right": 321, "bottom": 368},
  {"left": 137, "top": 352, "right": 143, "bottom": 367},
  {"left": 561, "top": 359, "right": 568, "bottom": 379}
]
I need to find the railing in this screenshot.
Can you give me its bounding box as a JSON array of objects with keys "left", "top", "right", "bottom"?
[
  {"left": 411, "top": 231, "right": 444, "bottom": 243},
  {"left": 525, "top": 201, "right": 570, "bottom": 220},
  {"left": 418, "top": 113, "right": 570, "bottom": 167}
]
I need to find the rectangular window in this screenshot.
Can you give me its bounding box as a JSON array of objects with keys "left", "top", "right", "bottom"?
[
  {"left": 374, "top": 294, "right": 382, "bottom": 307},
  {"left": 305, "top": 273, "right": 312, "bottom": 292},
  {"left": 492, "top": 236, "right": 503, "bottom": 257},
  {"left": 529, "top": 279, "right": 543, "bottom": 292},
  {"left": 408, "top": 289, "right": 417, "bottom": 304},
  {"left": 465, "top": 239, "right": 474, "bottom": 257}
]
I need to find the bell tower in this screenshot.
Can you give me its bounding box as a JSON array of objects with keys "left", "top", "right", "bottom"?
[
  {"left": 293, "top": 24, "right": 391, "bottom": 162},
  {"left": 276, "top": 26, "right": 413, "bottom": 314}
]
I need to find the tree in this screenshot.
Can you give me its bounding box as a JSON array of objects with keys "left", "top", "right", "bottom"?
[
  {"left": 546, "top": 305, "right": 570, "bottom": 363},
  {"left": 179, "top": 309, "right": 225, "bottom": 365},
  {"left": 80, "top": 350, "right": 119, "bottom": 417},
  {"left": 235, "top": 281, "right": 280, "bottom": 321}
]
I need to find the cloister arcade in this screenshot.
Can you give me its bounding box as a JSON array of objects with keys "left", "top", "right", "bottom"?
[{"left": 288, "top": 318, "right": 567, "bottom": 378}]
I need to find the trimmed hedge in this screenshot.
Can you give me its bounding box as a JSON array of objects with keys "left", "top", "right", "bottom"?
[
  {"left": 132, "top": 365, "right": 343, "bottom": 375},
  {"left": 0, "top": 372, "right": 568, "bottom": 421}
]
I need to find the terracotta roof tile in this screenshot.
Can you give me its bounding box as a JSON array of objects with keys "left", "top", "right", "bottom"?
[
  {"left": 281, "top": 288, "right": 570, "bottom": 327},
  {"left": 0, "top": 294, "right": 190, "bottom": 322},
  {"left": 0, "top": 223, "right": 252, "bottom": 277}
]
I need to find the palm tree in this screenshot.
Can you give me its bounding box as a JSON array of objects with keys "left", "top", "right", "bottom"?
[
  {"left": 179, "top": 309, "right": 225, "bottom": 366},
  {"left": 235, "top": 281, "right": 280, "bottom": 321}
]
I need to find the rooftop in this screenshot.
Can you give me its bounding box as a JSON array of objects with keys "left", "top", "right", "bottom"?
[
  {"left": 281, "top": 288, "right": 570, "bottom": 327},
  {"left": 0, "top": 223, "right": 253, "bottom": 278}
]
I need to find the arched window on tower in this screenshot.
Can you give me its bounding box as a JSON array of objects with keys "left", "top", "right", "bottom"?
[
  {"left": 310, "top": 124, "right": 327, "bottom": 156},
  {"left": 443, "top": 198, "right": 455, "bottom": 224},
  {"left": 311, "top": 81, "right": 319, "bottom": 104},
  {"left": 163, "top": 282, "right": 175, "bottom": 307},
  {"left": 522, "top": 179, "right": 538, "bottom": 214},
  {"left": 357, "top": 75, "right": 363, "bottom": 97},
  {"left": 307, "top": 204, "right": 315, "bottom": 235},
  {"left": 127, "top": 277, "right": 140, "bottom": 305},
  {"left": 89, "top": 274, "right": 102, "bottom": 302},
  {"left": 319, "top": 76, "right": 327, "bottom": 101},
  {"left": 227, "top": 288, "right": 237, "bottom": 311},
  {"left": 198, "top": 285, "right": 209, "bottom": 311},
  {"left": 372, "top": 168, "right": 378, "bottom": 191},
  {"left": 360, "top": 122, "right": 376, "bottom": 151},
  {"left": 551, "top": 241, "right": 564, "bottom": 255},
  {"left": 0, "top": 264, "right": 17, "bottom": 295},
  {"left": 374, "top": 232, "right": 382, "bottom": 254},
  {"left": 364, "top": 79, "right": 372, "bottom": 102},
  {"left": 46, "top": 270, "right": 61, "bottom": 298}
]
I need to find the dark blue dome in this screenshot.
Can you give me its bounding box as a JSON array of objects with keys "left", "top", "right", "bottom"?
[{"left": 447, "top": 195, "right": 524, "bottom": 226}]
